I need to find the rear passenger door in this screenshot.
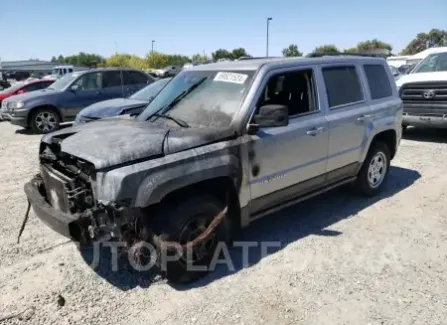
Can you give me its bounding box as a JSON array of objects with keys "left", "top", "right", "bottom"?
[
  {"left": 320, "top": 65, "right": 371, "bottom": 181},
  {"left": 102, "top": 70, "right": 124, "bottom": 99},
  {"left": 123, "top": 70, "right": 151, "bottom": 97},
  {"left": 362, "top": 63, "right": 399, "bottom": 129}
]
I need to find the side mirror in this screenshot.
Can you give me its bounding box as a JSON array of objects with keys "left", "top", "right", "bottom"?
[
  {"left": 70, "top": 84, "right": 80, "bottom": 92},
  {"left": 248, "top": 104, "right": 289, "bottom": 134}
]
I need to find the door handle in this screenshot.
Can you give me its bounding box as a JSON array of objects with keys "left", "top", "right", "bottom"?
[
  {"left": 357, "top": 114, "right": 373, "bottom": 122},
  {"left": 306, "top": 126, "right": 324, "bottom": 136}
]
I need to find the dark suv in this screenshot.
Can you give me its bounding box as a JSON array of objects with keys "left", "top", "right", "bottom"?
[{"left": 5, "top": 68, "right": 154, "bottom": 133}]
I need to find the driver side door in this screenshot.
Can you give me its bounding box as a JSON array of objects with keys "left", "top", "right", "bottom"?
[
  {"left": 63, "top": 72, "right": 104, "bottom": 120},
  {"left": 247, "top": 67, "right": 329, "bottom": 215}
]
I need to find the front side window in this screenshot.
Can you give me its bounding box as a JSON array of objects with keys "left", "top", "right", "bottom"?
[
  {"left": 412, "top": 53, "right": 447, "bottom": 73},
  {"left": 256, "top": 69, "right": 318, "bottom": 117},
  {"left": 71, "top": 72, "right": 102, "bottom": 90},
  {"left": 322, "top": 66, "right": 363, "bottom": 108},
  {"left": 47, "top": 72, "right": 79, "bottom": 90},
  {"left": 138, "top": 70, "right": 255, "bottom": 127},
  {"left": 363, "top": 64, "right": 393, "bottom": 100}
]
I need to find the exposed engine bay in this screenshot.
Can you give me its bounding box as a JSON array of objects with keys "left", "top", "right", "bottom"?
[{"left": 36, "top": 140, "right": 138, "bottom": 244}]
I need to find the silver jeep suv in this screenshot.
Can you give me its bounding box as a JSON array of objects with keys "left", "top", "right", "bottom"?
[{"left": 23, "top": 55, "right": 402, "bottom": 283}]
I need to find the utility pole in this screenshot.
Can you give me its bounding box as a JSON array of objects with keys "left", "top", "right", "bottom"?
[
  {"left": 152, "top": 40, "right": 155, "bottom": 53},
  {"left": 266, "top": 17, "right": 273, "bottom": 57}
]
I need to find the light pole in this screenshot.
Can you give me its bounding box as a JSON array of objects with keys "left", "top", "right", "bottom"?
[
  {"left": 152, "top": 40, "right": 155, "bottom": 53},
  {"left": 266, "top": 17, "right": 272, "bottom": 57}
]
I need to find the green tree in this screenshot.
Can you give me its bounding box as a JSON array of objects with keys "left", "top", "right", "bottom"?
[
  {"left": 282, "top": 44, "right": 302, "bottom": 57},
  {"left": 212, "top": 49, "right": 232, "bottom": 61},
  {"left": 145, "top": 52, "right": 169, "bottom": 69},
  {"left": 128, "top": 55, "right": 150, "bottom": 70},
  {"left": 231, "top": 48, "right": 249, "bottom": 59},
  {"left": 400, "top": 29, "right": 447, "bottom": 55},
  {"left": 343, "top": 47, "right": 358, "bottom": 53},
  {"left": 53, "top": 52, "right": 105, "bottom": 66},
  {"left": 105, "top": 53, "right": 132, "bottom": 67},
  {"left": 356, "top": 39, "right": 392, "bottom": 52},
  {"left": 166, "top": 54, "right": 190, "bottom": 66},
  {"left": 191, "top": 53, "right": 210, "bottom": 63},
  {"left": 313, "top": 45, "right": 340, "bottom": 53}
]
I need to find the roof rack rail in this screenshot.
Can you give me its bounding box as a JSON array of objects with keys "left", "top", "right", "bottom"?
[
  {"left": 237, "top": 56, "right": 282, "bottom": 60},
  {"left": 306, "top": 52, "right": 388, "bottom": 58}
]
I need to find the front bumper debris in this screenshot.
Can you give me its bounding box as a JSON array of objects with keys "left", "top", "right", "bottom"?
[
  {"left": 23, "top": 174, "right": 137, "bottom": 243},
  {"left": 24, "top": 177, "right": 80, "bottom": 239}
]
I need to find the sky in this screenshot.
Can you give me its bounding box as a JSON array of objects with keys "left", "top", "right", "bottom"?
[{"left": 0, "top": 0, "right": 446, "bottom": 61}]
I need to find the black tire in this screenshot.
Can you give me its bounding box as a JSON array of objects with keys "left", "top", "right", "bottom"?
[
  {"left": 151, "top": 195, "right": 232, "bottom": 284},
  {"left": 30, "top": 107, "right": 60, "bottom": 134},
  {"left": 353, "top": 141, "right": 391, "bottom": 197}
]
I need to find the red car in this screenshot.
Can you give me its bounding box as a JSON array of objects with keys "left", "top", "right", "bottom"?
[
  {"left": 0, "top": 79, "right": 55, "bottom": 105},
  {"left": 0, "top": 79, "right": 55, "bottom": 120}
]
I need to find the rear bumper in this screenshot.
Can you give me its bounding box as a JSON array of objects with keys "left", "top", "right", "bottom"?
[{"left": 24, "top": 179, "right": 80, "bottom": 239}]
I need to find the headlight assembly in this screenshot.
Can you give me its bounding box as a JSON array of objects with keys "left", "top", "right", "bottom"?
[{"left": 14, "top": 101, "right": 25, "bottom": 109}]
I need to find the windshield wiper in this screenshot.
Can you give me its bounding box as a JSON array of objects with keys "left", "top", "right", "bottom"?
[
  {"left": 152, "top": 113, "right": 189, "bottom": 128},
  {"left": 152, "top": 76, "right": 207, "bottom": 118}
]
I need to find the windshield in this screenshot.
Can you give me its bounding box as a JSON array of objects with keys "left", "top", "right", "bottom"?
[
  {"left": 51, "top": 69, "right": 62, "bottom": 76},
  {"left": 0, "top": 82, "right": 24, "bottom": 94},
  {"left": 47, "top": 72, "right": 79, "bottom": 90},
  {"left": 137, "top": 70, "right": 255, "bottom": 127},
  {"left": 130, "top": 78, "right": 171, "bottom": 101},
  {"left": 412, "top": 53, "right": 447, "bottom": 73}
]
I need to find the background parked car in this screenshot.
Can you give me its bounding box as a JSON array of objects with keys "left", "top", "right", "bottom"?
[
  {"left": 156, "top": 65, "right": 181, "bottom": 78},
  {"left": 0, "top": 79, "right": 55, "bottom": 121},
  {"left": 398, "top": 64, "right": 416, "bottom": 75},
  {"left": 74, "top": 77, "right": 172, "bottom": 125},
  {"left": 4, "top": 68, "right": 155, "bottom": 133},
  {"left": 388, "top": 65, "right": 400, "bottom": 79}
]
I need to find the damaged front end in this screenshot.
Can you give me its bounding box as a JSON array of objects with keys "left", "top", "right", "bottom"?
[{"left": 23, "top": 139, "right": 141, "bottom": 245}]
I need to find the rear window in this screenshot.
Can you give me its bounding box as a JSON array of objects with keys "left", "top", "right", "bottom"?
[
  {"left": 363, "top": 64, "right": 392, "bottom": 99},
  {"left": 322, "top": 66, "right": 364, "bottom": 108}
]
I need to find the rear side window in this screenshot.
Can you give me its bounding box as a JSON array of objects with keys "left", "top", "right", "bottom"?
[
  {"left": 102, "top": 71, "right": 122, "bottom": 88},
  {"left": 363, "top": 64, "right": 392, "bottom": 99},
  {"left": 123, "top": 71, "right": 149, "bottom": 85},
  {"left": 322, "top": 66, "right": 364, "bottom": 108}
]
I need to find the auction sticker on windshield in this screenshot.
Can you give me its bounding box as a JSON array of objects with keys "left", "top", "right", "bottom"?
[{"left": 214, "top": 72, "right": 248, "bottom": 84}]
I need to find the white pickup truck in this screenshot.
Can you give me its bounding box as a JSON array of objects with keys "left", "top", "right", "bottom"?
[{"left": 397, "top": 49, "right": 447, "bottom": 129}]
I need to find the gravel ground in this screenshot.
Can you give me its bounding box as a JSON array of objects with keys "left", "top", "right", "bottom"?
[{"left": 0, "top": 122, "right": 446, "bottom": 325}]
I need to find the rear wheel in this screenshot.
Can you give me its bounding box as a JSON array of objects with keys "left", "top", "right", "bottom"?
[
  {"left": 353, "top": 141, "right": 391, "bottom": 196},
  {"left": 30, "top": 108, "right": 60, "bottom": 134},
  {"left": 151, "top": 195, "right": 232, "bottom": 284}
]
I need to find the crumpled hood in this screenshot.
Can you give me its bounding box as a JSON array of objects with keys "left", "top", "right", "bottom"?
[
  {"left": 42, "top": 119, "right": 169, "bottom": 169},
  {"left": 8, "top": 88, "right": 60, "bottom": 103},
  {"left": 79, "top": 98, "right": 148, "bottom": 119},
  {"left": 396, "top": 71, "right": 447, "bottom": 87}
]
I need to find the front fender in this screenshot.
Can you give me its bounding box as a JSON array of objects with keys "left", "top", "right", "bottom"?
[{"left": 133, "top": 155, "right": 240, "bottom": 207}]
